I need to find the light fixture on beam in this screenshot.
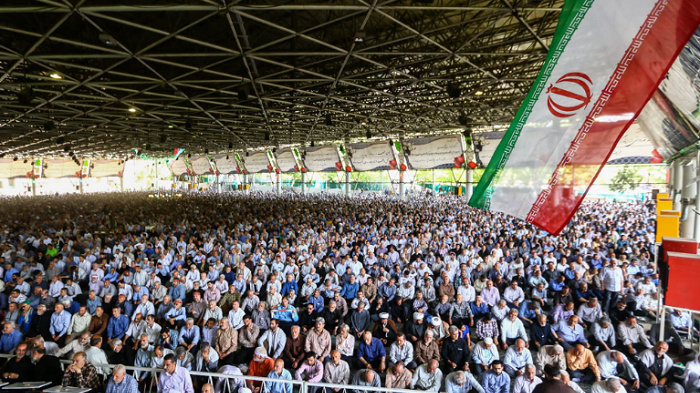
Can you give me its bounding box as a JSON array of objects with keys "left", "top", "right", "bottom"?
[
  {"left": 49, "top": 73, "right": 62, "bottom": 80},
  {"left": 354, "top": 31, "right": 366, "bottom": 43}
]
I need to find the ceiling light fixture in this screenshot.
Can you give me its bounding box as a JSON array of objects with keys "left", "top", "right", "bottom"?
[
  {"left": 354, "top": 31, "right": 366, "bottom": 43},
  {"left": 128, "top": 108, "right": 137, "bottom": 113},
  {"left": 49, "top": 73, "right": 62, "bottom": 79},
  {"left": 475, "top": 91, "right": 484, "bottom": 96}
]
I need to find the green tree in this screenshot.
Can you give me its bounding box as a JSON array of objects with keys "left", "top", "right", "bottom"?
[{"left": 609, "top": 165, "right": 643, "bottom": 193}]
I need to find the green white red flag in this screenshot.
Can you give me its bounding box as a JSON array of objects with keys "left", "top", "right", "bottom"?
[{"left": 469, "top": 0, "right": 700, "bottom": 234}]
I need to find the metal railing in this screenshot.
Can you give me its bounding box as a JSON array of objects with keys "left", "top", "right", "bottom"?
[{"left": 0, "top": 354, "right": 426, "bottom": 393}]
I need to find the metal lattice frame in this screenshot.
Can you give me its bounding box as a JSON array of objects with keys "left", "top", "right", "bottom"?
[{"left": 0, "top": 0, "right": 563, "bottom": 158}]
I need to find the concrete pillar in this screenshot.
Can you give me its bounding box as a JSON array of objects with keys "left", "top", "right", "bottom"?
[
  {"left": 301, "top": 172, "right": 306, "bottom": 195},
  {"left": 680, "top": 159, "right": 697, "bottom": 238},
  {"left": 673, "top": 160, "right": 683, "bottom": 210},
  {"left": 79, "top": 178, "right": 84, "bottom": 194},
  {"left": 276, "top": 173, "right": 281, "bottom": 195},
  {"left": 466, "top": 168, "right": 474, "bottom": 200},
  {"left": 399, "top": 171, "right": 405, "bottom": 201},
  {"left": 120, "top": 176, "right": 124, "bottom": 192},
  {"left": 32, "top": 180, "right": 36, "bottom": 196},
  {"left": 345, "top": 171, "right": 351, "bottom": 197}
]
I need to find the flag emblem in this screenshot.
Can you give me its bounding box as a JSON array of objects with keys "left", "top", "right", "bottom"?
[{"left": 546, "top": 72, "right": 593, "bottom": 118}]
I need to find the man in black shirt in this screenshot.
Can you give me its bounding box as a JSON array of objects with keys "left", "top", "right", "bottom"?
[
  {"left": 30, "top": 347, "right": 63, "bottom": 386},
  {"left": 441, "top": 326, "right": 470, "bottom": 374},
  {"left": 1, "top": 342, "right": 33, "bottom": 382}
]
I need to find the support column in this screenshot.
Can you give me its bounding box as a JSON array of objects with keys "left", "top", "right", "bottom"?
[
  {"left": 399, "top": 171, "right": 405, "bottom": 201},
  {"left": 301, "top": 172, "right": 306, "bottom": 195},
  {"left": 680, "top": 159, "right": 697, "bottom": 238},
  {"left": 32, "top": 180, "right": 36, "bottom": 196},
  {"left": 79, "top": 178, "right": 84, "bottom": 194},
  {"left": 120, "top": 176, "right": 124, "bottom": 192},
  {"left": 345, "top": 171, "right": 351, "bottom": 197},
  {"left": 466, "top": 168, "right": 474, "bottom": 200},
  {"left": 673, "top": 160, "right": 683, "bottom": 210},
  {"left": 276, "top": 173, "right": 281, "bottom": 195}
]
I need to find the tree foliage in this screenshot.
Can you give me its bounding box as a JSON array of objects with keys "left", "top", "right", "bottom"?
[{"left": 609, "top": 165, "right": 643, "bottom": 193}]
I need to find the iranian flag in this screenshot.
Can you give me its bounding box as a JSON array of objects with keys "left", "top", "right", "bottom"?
[{"left": 469, "top": 0, "right": 700, "bottom": 235}]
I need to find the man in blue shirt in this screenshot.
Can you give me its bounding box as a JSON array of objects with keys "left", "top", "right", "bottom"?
[
  {"left": 105, "top": 364, "right": 139, "bottom": 393},
  {"left": 0, "top": 322, "right": 23, "bottom": 354},
  {"left": 481, "top": 360, "right": 510, "bottom": 393},
  {"left": 553, "top": 315, "right": 588, "bottom": 351},
  {"left": 107, "top": 307, "right": 130, "bottom": 342},
  {"left": 266, "top": 358, "right": 293, "bottom": 393},
  {"left": 357, "top": 331, "right": 386, "bottom": 372},
  {"left": 168, "top": 278, "right": 186, "bottom": 303},
  {"left": 340, "top": 276, "right": 359, "bottom": 300},
  {"left": 179, "top": 318, "right": 201, "bottom": 354},
  {"left": 50, "top": 302, "right": 71, "bottom": 346}
]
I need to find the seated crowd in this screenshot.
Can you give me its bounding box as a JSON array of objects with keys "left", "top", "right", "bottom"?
[{"left": 0, "top": 192, "right": 696, "bottom": 393}]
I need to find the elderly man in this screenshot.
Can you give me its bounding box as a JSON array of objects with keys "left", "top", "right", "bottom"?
[
  {"left": 0, "top": 322, "right": 23, "bottom": 354},
  {"left": 566, "top": 343, "right": 600, "bottom": 383},
  {"left": 55, "top": 331, "right": 91, "bottom": 359},
  {"left": 305, "top": 318, "right": 331, "bottom": 361},
  {"left": 179, "top": 318, "right": 201, "bottom": 354},
  {"left": 617, "top": 315, "right": 653, "bottom": 357},
  {"left": 194, "top": 342, "right": 219, "bottom": 373},
  {"left": 50, "top": 302, "right": 71, "bottom": 346},
  {"left": 248, "top": 347, "right": 275, "bottom": 393},
  {"left": 385, "top": 361, "right": 413, "bottom": 390},
  {"left": 62, "top": 352, "right": 102, "bottom": 392},
  {"left": 554, "top": 315, "right": 588, "bottom": 351},
  {"left": 590, "top": 317, "right": 616, "bottom": 352},
  {"left": 504, "top": 338, "right": 534, "bottom": 378},
  {"left": 105, "top": 364, "right": 139, "bottom": 393},
  {"left": 472, "top": 338, "right": 500, "bottom": 379},
  {"left": 482, "top": 360, "right": 511, "bottom": 393},
  {"left": 596, "top": 350, "right": 639, "bottom": 391},
  {"left": 283, "top": 325, "right": 305, "bottom": 369},
  {"left": 351, "top": 369, "right": 381, "bottom": 393},
  {"left": 159, "top": 353, "right": 194, "bottom": 393},
  {"left": 591, "top": 377, "right": 627, "bottom": 393},
  {"left": 443, "top": 325, "right": 471, "bottom": 373},
  {"left": 323, "top": 350, "right": 350, "bottom": 390},
  {"left": 535, "top": 345, "right": 566, "bottom": 376},
  {"left": 415, "top": 329, "right": 440, "bottom": 366},
  {"left": 267, "top": 358, "right": 293, "bottom": 393},
  {"left": 513, "top": 364, "right": 542, "bottom": 393},
  {"left": 639, "top": 341, "right": 673, "bottom": 388},
  {"left": 445, "top": 370, "right": 486, "bottom": 393},
  {"left": 357, "top": 331, "right": 386, "bottom": 372},
  {"left": 214, "top": 317, "right": 238, "bottom": 365},
  {"left": 412, "top": 359, "right": 443, "bottom": 391}
]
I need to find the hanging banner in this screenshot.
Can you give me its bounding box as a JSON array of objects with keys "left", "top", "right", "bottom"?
[{"left": 348, "top": 141, "right": 395, "bottom": 171}]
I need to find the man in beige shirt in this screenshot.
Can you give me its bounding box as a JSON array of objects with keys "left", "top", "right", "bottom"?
[
  {"left": 214, "top": 317, "right": 238, "bottom": 365},
  {"left": 566, "top": 343, "right": 601, "bottom": 382},
  {"left": 385, "top": 361, "right": 413, "bottom": 389},
  {"left": 415, "top": 330, "right": 440, "bottom": 365},
  {"left": 305, "top": 317, "right": 332, "bottom": 360}
]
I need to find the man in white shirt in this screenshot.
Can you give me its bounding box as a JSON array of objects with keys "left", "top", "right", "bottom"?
[
  {"left": 601, "top": 260, "right": 624, "bottom": 314},
  {"left": 513, "top": 364, "right": 542, "bottom": 393}
]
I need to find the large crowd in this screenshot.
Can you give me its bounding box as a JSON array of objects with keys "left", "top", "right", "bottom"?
[{"left": 0, "top": 191, "right": 697, "bottom": 393}]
